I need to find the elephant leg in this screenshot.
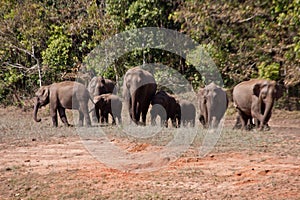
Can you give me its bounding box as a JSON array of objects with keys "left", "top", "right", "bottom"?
[
  {"left": 58, "top": 107, "right": 70, "bottom": 126},
  {"left": 241, "top": 115, "right": 251, "bottom": 130},
  {"left": 50, "top": 105, "right": 58, "bottom": 127},
  {"left": 128, "top": 98, "right": 133, "bottom": 122},
  {"left": 164, "top": 119, "right": 168, "bottom": 128},
  {"left": 158, "top": 115, "right": 163, "bottom": 127},
  {"left": 207, "top": 110, "right": 212, "bottom": 128},
  {"left": 104, "top": 112, "right": 109, "bottom": 124},
  {"left": 91, "top": 109, "right": 98, "bottom": 123},
  {"left": 247, "top": 117, "right": 256, "bottom": 130},
  {"left": 234, "top": 108, "right": 248, "bottom": 130},
  {"left": 199, "top": 115, "right": 206, "bottom": 127},
  {"left": 99, "top": 109, "right": 105, "bottom": 124},
  {"left": 135, "top": 104, "right": 144, "bottom": 125},
  {"left": 136, "top": 109, "right": 142, "bottom": 124},
  {"left": 191, "top": 119, "right": 195, "bottom": 127},
  {"left": 211, "top": 116, "right": 218, "bottom": 128},
  {"left": 95, "top": 107, "right": 100, "bottom": 123},
  {"left": 78, "top": 110, "right": 84, "bottom": 126},
  {"left": 80, "top": 102, "right": 91, "bottom": 127},
  {"left": 141, "top": 101, "right": 151, "bottom": 126},
  {"left": 177, "top": 117, "right": 181, "bottom": 128},
  {"left": 171, "top": 117, "right": 177, "bottom": 128},
  {"left": 100, "top": 114, "right": 105, "bottom": 123},
  {"left": 131, "top": 97, "right": 140, "bottom": 124},
  {"left": 254, "top": 117, "right": 260, "bottom": 127},
  {"left": 215, "top": 117, "right": 221, "bottom": 128},
  {"left": 117, "top": 114, "right": 122, "bottom": 125},
  {"left": 233, "top": 115, "right": 242, "bottom": 129},
  {"left": 110, "top": 112, "right": 116, "bottom": 125},
  {"left": 262, "top": 111, "right": 272, "bottom": 131}
]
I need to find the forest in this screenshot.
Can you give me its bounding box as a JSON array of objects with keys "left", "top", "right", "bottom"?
[{"left": 1, "top": 0, "right": 299, "bottom": 107}]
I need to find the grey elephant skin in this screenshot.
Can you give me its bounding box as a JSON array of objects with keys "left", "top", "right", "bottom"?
[
  {"left": 198, "top": 82, "right": 228, "bottom": 128},
  {"left": 123, "top": 67, "right": 157, "bottom": 125},
  {"left": 88, "top": 76, "right": 116, "bottom": 96},
  {"left": 150, "top": 91, "right": 181, "bottom": 128},
  {"left": 233, "top": 79, "right": 283, "bottom": 130},
  {"left": 93, "top": 93, "right": 122, "bottom": 125},
  {"left": 33, "top": 81, "right": 92, "bottom": 127},
  {"left": 179, "top": 100, "right": 196, "bottom": 127},
  {"left": 88, "top": 76, "right": 116, "bottom": 123}
]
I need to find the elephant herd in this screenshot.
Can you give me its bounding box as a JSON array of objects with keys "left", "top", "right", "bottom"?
[{"left": 33, "top": 67, "right": 282, "bottom": 131}]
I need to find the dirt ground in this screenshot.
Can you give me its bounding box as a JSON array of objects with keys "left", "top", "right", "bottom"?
[{"left": 0, "top": 106, "right": 299, "bottom": 199}]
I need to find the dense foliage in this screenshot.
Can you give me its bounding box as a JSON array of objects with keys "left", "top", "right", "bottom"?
[{"left": 0, "top": 0, "right": 299, "bottom": 106}]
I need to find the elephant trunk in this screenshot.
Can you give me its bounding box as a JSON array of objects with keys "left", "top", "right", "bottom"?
[
  {"left": 261, "top": 101, "right": 273, "bottom": 125},
  {"left": 33, "top": 97, "right": 41, "bottom": 122}
]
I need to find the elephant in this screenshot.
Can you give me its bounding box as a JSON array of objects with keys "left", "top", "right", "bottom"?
[
  {"left": 88, "top": 76, "right": 116, "bottom": 96},
  {"left": 150, "top": 91, "right": 181, "bottom": 128},
  {"left": 33, "top": 81, "right": 92, "bottom": 127},
  {"left": 123, "top": 67, "right": 157, "bottom": 126},
  {"left": 93, "top": 93, "right": 122, "bottom": 125},
  {"left": 87, "top": 76, "right": 116, "bottom": 123},
  {"left": 179, "top": 100, "right": 196, "bottom": 127},
  {"left": 232, "top": 79, "right": 283, "bottom": 131},
  {"left": 197, "top": 82, "right": 228, "bottom": 128}
]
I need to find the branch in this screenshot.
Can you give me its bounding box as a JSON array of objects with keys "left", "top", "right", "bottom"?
[
  {"left": 9, "top": 45, "right": 34, "bottom": 58},
  {"left": 3, "top": 62, "right": 27, "bottom": 70},
  {"left": 3, "top": 62, "right": 39, "bottom": 72},
  {"left": 237, "top": 15, "right": 257, "bottom": 23},
  {"left": 236, "top": 14, "right": 268, "bottom": 24}
]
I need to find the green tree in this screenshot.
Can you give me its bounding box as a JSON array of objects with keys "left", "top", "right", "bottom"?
[{"left": 172, "top": 0, "right": 300, "bottom": 87}]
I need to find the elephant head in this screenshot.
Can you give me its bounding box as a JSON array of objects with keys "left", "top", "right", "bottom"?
[
  {"left": 198, "top": 88, "right": 209, "bottom": 128},
  {"left": 88, "top": 76, "right": 116, "bottom": 96},
  {"left": 253, "top": 80, "right": 283, "bottom": 127},
  {"left": 95, "top": 76, "right": 108, "bottom": 95},
  {"left": 33, "top": 85, "right": 50, "bottom": 122}
]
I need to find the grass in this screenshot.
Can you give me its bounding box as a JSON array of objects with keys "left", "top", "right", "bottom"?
[{"left": 0, "top": 106, "right": 299, "bottom": 200}]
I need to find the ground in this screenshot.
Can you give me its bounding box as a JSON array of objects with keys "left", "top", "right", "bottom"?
[{"left": 0, "top": 106, "right": 299, "bottom": 199}]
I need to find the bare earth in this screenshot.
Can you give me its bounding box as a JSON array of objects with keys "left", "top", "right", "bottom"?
[{"left": 0, "top": 107, "right": 299, "bottom": 199}]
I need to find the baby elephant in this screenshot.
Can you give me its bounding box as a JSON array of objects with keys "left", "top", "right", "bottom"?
[
  {"left": 179, "top": 100, "right": 196, "bottom": 127},
  {"left": 93, "top": 94, "right": 122, "bottom": 125},
  {"left": 150, "top": 91, "right": 181, "bottom": 128}
]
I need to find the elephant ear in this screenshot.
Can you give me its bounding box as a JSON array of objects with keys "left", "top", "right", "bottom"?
[
  {"left": 253, "top": 83, "right": 261, "bottom": 97},
  {"left": 89, "top": 77, "right": 97, "bottom": 89},
  {"left": 37, "top": 86, "right": 50, "bottom": 102}
]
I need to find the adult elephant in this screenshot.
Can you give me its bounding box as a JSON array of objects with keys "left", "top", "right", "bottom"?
[
  {"left": 88, "top": 76, "right": 116, "bottom": 122},
  {"left": 123, "top": 67, "right": 157, "bottom": 125},
  {"left": 233, "top": 79, "right": 283, "bottom": 131},
  {"left": 33, "top": 81, "right": 91, "bottom": 127},
  {"left": 179, "top": 100, "right": 196, "bottom": 127},
  {"left": 93, "top": 93, "right": 122, "bottom": 125},
  {"left": 198, "top": 82, "right": 228, "bottom": 128},
  {"left": 150, "top": 91, "right": 181, "bottom": 128}
]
